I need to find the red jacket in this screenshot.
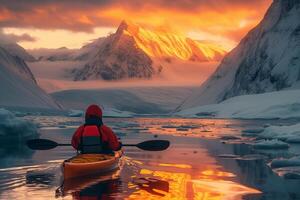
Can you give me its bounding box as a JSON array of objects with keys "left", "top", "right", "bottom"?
[
  {"left": 71, "top": 105, "right": 120, "bottom": 151},
  {"left": 71, "top": 125, "right": 120, "bottom": 151}
]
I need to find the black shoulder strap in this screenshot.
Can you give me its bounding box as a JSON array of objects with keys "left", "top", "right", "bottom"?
[
  {"left": 79, "top": 125, "right": 85, "bottom": 152},
  {"left": 98, "top": 125, "right": 103, "bottom": 143}
]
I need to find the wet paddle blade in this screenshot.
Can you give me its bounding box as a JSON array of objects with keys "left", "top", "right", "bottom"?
[
  {"left": 135, "top": 140, "right": 170, "bottom": 151},
  {"left": 27, "top": 139, "right": 59, "bottom": 150}
]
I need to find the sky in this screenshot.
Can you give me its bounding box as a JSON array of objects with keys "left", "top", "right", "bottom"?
[{"left": 0, "top": 0, "right": 272, "bottom": 50}]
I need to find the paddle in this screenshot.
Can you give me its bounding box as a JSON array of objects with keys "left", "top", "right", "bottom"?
[{"left": 27, "top": 139, "right": 170, "bottom": 151}]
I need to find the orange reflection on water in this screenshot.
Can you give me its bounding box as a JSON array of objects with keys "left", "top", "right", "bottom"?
[
  {"left": 127, "top": 167, "right": 260, "bottom": 200},
  {"left": 140, "top": 118, "right": 240, "bottom": 139},
  {"left": 159, "top": 163, "right": 192, "bottom": 169},
  {"left": 201, "top": 170, "right": 235, "bottom": 178},
  {"left": 192, "top": 179, "right": 261, "bottom": 200}
]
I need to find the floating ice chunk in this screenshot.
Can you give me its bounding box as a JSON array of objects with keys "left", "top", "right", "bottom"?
[
  {"left": 0, "top": 108, "right": 38, "bottom": 141},
  {"left": 283, "top": 172, "right": 300, "bottom": 179},
  {"left": 286, "top": 136, "right": 300, "bottom": 143},
  {"left": 218, "top": 154, "right": 239, "bottom": 159},
  {"left": 253, "top": 140, "right": 289, "bottom": 150},
  {"left": 176, "top": 128, "right": 189, "bottom": 131},
  {"left": 258, "top": 123, "right": 300, "bottom": 142},
  {"left": 178, "top": 125, "right": 200, "bottom": 129},
  {"left": 271, "top": 157, "right": 300, "bottom": 168},
  {"left": 68, "top": 109, "right": 83, "bottom": 117},
  {"left": 237, "top": 154, "right": 267, "bottom": 161},
  {"left": 241, "top": 128, "right": 264, "bottom": 137},
  {"left": 242, "top": 128, "right": 264, "bottom": 133},
  {"left": 161, "top": 125, "right": 177, "bottom": 129},
  {"left": 220, "top": 135, "right": 240, "bottom": 140}
]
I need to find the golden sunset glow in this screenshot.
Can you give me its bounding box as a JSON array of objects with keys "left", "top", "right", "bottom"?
[
  {"left": 122, "top": 21, "right": 227, "bottom": 60},
  {"left": 127, "top": 168, "right": 260, "bottom": 200},
  {"left": 0, "top": 0, "right": 272, "bottom": 49}
]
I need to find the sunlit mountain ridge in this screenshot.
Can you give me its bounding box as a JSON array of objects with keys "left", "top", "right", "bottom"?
[{"left": 120, "top": 20, "right": 226, "bottom": 61}]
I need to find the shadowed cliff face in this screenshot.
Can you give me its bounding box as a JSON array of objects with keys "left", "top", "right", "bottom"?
[
  {"left": 0, "top": 46, "right": 61, "bottom": 109},
  {"left": 179, "top": 0, "right": 300, "bottom": 109}
]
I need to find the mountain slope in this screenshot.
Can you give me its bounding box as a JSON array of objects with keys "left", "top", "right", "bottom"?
[
  {"left": 0, "top": 37, "right": 35, "bottom": 61},
  {"left": 72, "top": 21, "right": 226, "bottom": 80},
  {"left": 73, "top": 22, "right": 155, "bottom": 80},
  {"left": 0, "top": 45, "right": 61, "bottom": 109},
  {"left": 121, "top": 21, "right": 226, "bottom": 61},
  {"left": 178, "top": 0, "right": 300, "bottom": 110}
]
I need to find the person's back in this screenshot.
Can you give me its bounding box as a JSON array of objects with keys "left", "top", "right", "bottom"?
[{"left": 71, "top": 104, "right": 121, "bottom": 154}]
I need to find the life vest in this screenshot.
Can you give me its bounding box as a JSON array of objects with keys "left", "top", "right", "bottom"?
[{"left": 80, "top": 125, "right": 104, "bottom": 154}]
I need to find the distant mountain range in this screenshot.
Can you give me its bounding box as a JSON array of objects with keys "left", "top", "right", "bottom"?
[
  {"left": 29, "top": 38, "right": 105, "bottom": 62},
  {"left": 178, "top": 0, "right": 300, "bottom": 110},
  {"left": 29, "top": 21, "right": 227, "bottom": 80}
]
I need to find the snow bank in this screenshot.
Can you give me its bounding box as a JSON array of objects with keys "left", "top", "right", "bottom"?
[
  {"left": 103, "top": 108, "right": 133, "bottom": 118},
  {"left": 253, "top": 140, "right": 289, "bottom": 150},
  {"left": 67, "top": 108, "right": 133, "bottom": 118},
  {"left": 0, "top": 108, "right": 38, "bottom": 141},
  {"left": 68, "top": 109, "right": 83, "bottom": 117},
  {"left": 257, "top": 123, "right": 300, "bottom": 143},
  {"left": 176, "top": 90, "right": 300, "bottom": 119},
  {"left": 51, "top": 86, "right": 196, "bottom": 114}
]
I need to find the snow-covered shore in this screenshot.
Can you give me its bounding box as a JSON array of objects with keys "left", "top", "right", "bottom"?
[{"left": 176, "top": 90, "right": 300, "bottom": 120}]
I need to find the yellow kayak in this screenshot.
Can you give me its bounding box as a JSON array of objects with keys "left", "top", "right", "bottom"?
[{"left": 62, "top": 150, "right": 123, "bottom": 180}]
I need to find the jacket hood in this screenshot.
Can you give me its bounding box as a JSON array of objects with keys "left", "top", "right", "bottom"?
[{"left": 85, "top": 104, "right": 103, "bottom": 119}]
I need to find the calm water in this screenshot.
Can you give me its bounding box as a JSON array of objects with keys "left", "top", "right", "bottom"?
[{"left": 0, "top": 117, "right": 300, "bottom": 200}]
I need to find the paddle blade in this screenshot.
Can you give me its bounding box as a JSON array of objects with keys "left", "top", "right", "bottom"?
[
  {"left": 136, "top": 140, "right": 170, "bottom": 151},
  {"left": 27, "top": 139, "right": 59, "bottom": 150}
]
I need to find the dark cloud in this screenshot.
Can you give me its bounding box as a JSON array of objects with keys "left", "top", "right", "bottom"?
[
  {"left": 0, "top": 0, "right": 272, "bottom": 45},
  {"left": 0, "top": 29, "right": 36, "bottom": 43},
  {"left": 0, "top": 0, "right": 272, "bottom": 31}
]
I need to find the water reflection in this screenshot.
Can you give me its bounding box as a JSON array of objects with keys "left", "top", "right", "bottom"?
[
  {"left": 126, "top": 167, "right": 260, "bottom": 200},
  {"left": 132, "top": 177, "right": 169, "bottom": 197},
  {"left": 26, "top": 172, "right": 55, "bottom": 187},
  {"left": 58, "top": 169, "right": 121, "bottom": 198},
  {"left": 0, "top": 117, "right": 299, "bottom": 199}
]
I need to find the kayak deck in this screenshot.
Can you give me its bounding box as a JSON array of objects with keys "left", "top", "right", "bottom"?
[
  {"left": 63, "top": 151, "right": 122, "bottom": 180},
  {"left": 68, "top": 154, "right": 113, "bottom": 163}
]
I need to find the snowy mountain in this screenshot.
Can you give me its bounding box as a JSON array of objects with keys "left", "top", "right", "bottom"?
[
  {"left": 0, "top": 40, "right": 35, "bottom": 61},
  {"left": 73, "top": 22, "right": 155, "bottom": 80},
  {"left": 0, "top": 45, "right": 61, "bottom": 109},
  {"left": 73, "top": 21, "right": 226, "bottom": 80},
  {"left": 114, "top": 21, "right": 226, "bottom": 62},
  {"left": 178, "top": 0, "right": 300, "bottom": 110}
]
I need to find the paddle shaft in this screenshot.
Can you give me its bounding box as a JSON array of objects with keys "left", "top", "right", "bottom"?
[
  {"left": 57, "top": 144, "right": 142, "bottom": 147},
  {"left": 27, "top": 139, "right": 170, "bottom": 151},
  {"left": 56, "top": 144, "right": 144, "bottom": 147},
  {"left": 40, "top": 143, "right": 166, "bottom": 148},
  {"left": 121, "top": 144, "right": 136, "bottom": 147}
]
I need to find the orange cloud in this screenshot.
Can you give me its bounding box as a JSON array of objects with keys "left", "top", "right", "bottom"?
[{"left": 0, "top": 0, "right": 272, "bottom": 48}]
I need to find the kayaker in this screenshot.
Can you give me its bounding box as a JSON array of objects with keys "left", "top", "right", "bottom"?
[{"left": 71, "top": 104, "right": 121, "bottom": 154}]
